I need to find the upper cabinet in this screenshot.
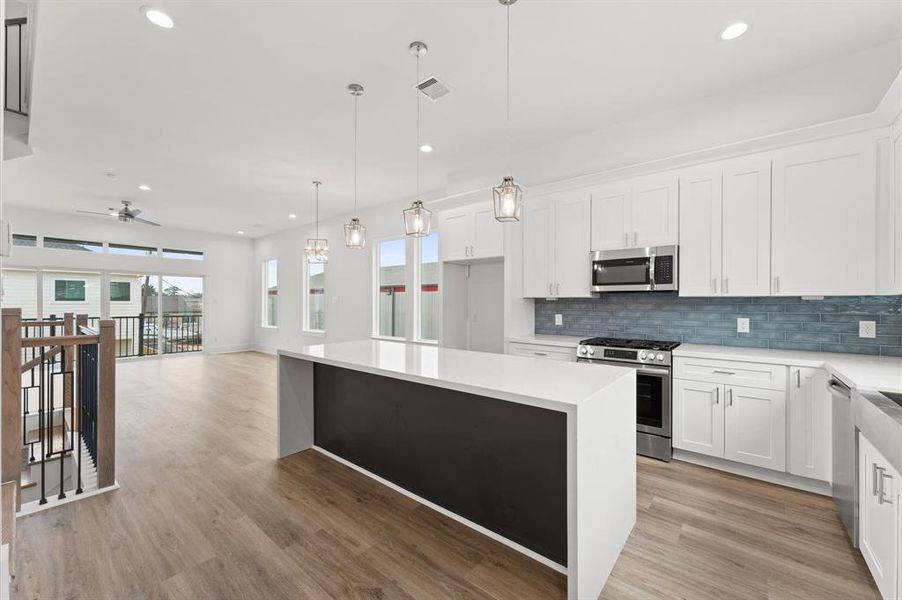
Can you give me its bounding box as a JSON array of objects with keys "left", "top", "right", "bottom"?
[
  {"left": 522, "top": 190, "right": 591, "bottom": 298},
  {"left": 590, "top": 173, "right": 679, "bottom": 250},
  {"left": 771, "top": 133, "right": 878, "bottom": 296},
  {"left": 679, "top": 158, "right": 771, "bottom": 297},
  {"left": 438, "top": 202, "right": 504, "bottom": 262}
]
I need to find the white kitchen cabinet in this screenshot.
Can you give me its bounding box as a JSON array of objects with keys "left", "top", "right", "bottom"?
[
  {"left": 673, "top": 379, "right": 724, "bottom": 458},
  {"left": 723, "top": 384, "right": 786, "bottom": 471},
  {"left": 589, "top": 183, "right": 629, "bottom": 250},
  {"left": 787, "top": 367, "right": 831, "bottom": 482},
  {"left": 522, "top": 192, "right": 591, "bottom": 298},
  {"left": 678, "top": 158, "right": 770, "bottom": 297},
  {"left": 508, "top": 341, "right": 576, "bottom": 362},
  {"left": 438, "top": 202, "right": 503, "bottom": 262},
  {"left": 772, "top": 133, "right": 877, "bottom": 296},
  {"left": 590, "top": 174, "right": 678, "bottom": 251},
  {"left": 859, "top": 433, "right": 899, "bottom": 600}
]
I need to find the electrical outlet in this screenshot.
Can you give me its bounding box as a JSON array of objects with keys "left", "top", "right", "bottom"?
[
  {"left": 555, "top": 314, "right": 563, "bottom": 326},
  {"left": 859, "top": 321, "right": 876, "bottom": 339},
  {"left": 737, "top": 318, "right": 750, "bottom": 333}
]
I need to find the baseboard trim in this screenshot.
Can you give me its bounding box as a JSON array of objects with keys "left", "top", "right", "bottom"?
[
  {"left": 311, "top": 446, "right": 569, "bottom": 576},
  {"left": 672, "top": 450, "right": 832, "bottom": 496},
  {"left": 204, "top": 344, "right": 255, "bottom": 355}
]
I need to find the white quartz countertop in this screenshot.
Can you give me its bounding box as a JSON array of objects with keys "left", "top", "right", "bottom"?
[
  {"left": 278, "top": 340, "right": 634, "bottom": 411},
  {"left": 674, "top": 344, "right": 902, "bottom": 394}
]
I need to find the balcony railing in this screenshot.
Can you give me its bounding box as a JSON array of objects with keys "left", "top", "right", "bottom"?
[{"left": 86, "top": 313, "right": 202, "bottom": 358}]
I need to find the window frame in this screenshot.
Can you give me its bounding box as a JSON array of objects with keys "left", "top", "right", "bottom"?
[
  {"left": 109, "top": 243, "right": 158, "bottom": 257},
  {"left": 372, "top": 236, "right": 409, "bottom": 341},
  {"left": 413, "top": 232, "right": 440, "bottom": 344},
  {"left": 44, "top": 237, "right": 103, "bottom": 253},
  {"left": 12, "top": 234, "right": 37, "bottom": 247},
  {"left": 302, "top": 260, "right": 326, "bottom": 335},
  {"left": 262, "top": 259, "right": 278, "bottom": 329},
  {"left": 162, "top": 248, "right": 204, "bottom": 261},
  {"left": 53, "top": 279, "right": 87, "bottom": 303},
  {"left": 109, "top": 281, "right": 132, "bottom": 302}
]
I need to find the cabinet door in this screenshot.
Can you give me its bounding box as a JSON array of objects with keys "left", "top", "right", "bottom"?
[
  {"left": 678, "top": 167, "right": 723, "bottom": 296},
  {"left": 438, "top": 208, "right": 473, "bottom": 262},
  {"left": 472, "top": 205, "right": 504, "bottom": 259},
  {"left": 772, "top": 134, "right": 877, "bottom": 295},
  {"left": 722, "top": 158, "right": 771, "bottom": 296},
  {"left": 859, "top": 434, "right": 899, "bottom": 600},
  {"left": 787, "top": 367, "right": 831, "bottom": 482},
  {"left": 724, "top": 385, "right": 786, "bottom": 471},
  {"left": 630, "top": 173, "right": 679, "bottom": 248},
  {"left": 673, "top": 379, "right": 724, "bottom": 458},
  {"left": 590, "top": 183, "right": 630, "bottom": 250},
  {"left": 553, "top": 192, "right": 592, "bottom": 298},
  {"left": 522, "top": 196, "right": 554, "bottom": 298}
]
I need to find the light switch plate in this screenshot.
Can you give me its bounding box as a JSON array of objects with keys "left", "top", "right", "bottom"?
[
  {"left": 555, "top": 314, "right": 563, "bottom": 326},
  {"left": 737, "top": 317, "right": 750, "bottom": 333},
  {"left": 859, "top": 321, "right": 876, "bottom": 338}
]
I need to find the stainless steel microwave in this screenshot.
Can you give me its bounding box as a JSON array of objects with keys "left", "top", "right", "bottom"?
[{"left": 591, "top": 245, "right": 678, "bottom": 292}]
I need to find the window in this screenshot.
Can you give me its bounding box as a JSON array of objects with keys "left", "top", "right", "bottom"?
[
  {"left": 417, "top": 233, "right": 439, "bottom": 342},
  {"left": 44, "top": 237, "right": 102, "bottom": 252},
  {"left": 304, "top": 262, "right": 325, "bottom": 332},
  {"left": 109, "top": 243, "right": 156, "bottom": 257},
  {"left": 162, "top": 248, "right": 204, "bottom": 261},
  {"left": 54, "top": 279, "right": 86, "bottom": 302},
  {"left": 110, "top": 281, "right": 131, "bottom": 301},
  {"left": 375, "top": 238, "right": 406, "bottom": 338},
  {"left": 12, "top": 234, "right": 36, "bottom": 247},
  {"left": 263, "top": 259, "right": 278, "bottom": 327}
]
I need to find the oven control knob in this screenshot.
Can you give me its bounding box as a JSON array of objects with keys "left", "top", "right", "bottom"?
[
  {"left": 639, "top": 351, "right": 647, "bottom": 360},
  {"left": 579, "top": 346, "right": 587, "bottom": 355},
  {"left": 587, "top": 347, "right": 595, "bottom": 356},
  {"left": 656, "top": 353, "right": 665, "bottom": 361}
]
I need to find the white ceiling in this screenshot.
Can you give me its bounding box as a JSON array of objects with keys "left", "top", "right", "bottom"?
[{"left": 4, "top": 0, "right": 901, "bottom": 237}]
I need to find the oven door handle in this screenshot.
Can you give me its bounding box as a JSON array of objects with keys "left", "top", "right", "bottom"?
[
  {"left": 635, "top": 366, "right": 670, "bottom": 376},
  {"left": 649, "top": 254, "right": 656, "bottom": 289}
]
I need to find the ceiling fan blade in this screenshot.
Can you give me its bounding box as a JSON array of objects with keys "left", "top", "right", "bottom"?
[
  {"left": 130, "top": 208, "right": 142, "bottom": 217},
  {"left": 76, "top": 210, "right": 116, "bottom": 216},
  {"left": 133, "top": 216, "right": 161, "bottom": 227}
]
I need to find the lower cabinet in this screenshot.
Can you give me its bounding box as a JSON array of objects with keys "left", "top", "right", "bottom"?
[
  {"left": 673, "top": 379, "right": 786, "bottom": 471},
  {"left": 507, "top": 341, "right": 576, "bottom": 362},
  {"left": 787, "top": 367, "right": 832, "bottom": 482},
  {"left": 859, "top": 433, "right": 900, "bottom": 600}
]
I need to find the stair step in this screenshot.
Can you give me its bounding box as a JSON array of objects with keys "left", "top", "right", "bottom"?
[
  {"left": 24, "top": 425, "right": 72, "bottom": 453},
  {"left": 20, "top": 470, "right": 36, "bottom": 490}
]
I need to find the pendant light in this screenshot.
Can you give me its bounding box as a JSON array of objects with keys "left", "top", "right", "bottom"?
[
  {"left": 492, "top": 0, "right": 523, "bottom": 222},
  {"left": 403, "top": 41, "right": 432, "bottom": 237},
  {"left": 344, "top": 83, "right": 367, "bottom": 249},
  {"left": 305, "top": 180, "right": 329, "bottom": 263}
]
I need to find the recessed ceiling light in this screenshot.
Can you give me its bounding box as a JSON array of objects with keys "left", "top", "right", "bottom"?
[
  {"left": 142, "top": 6, "right": 174, "bottom": 29},
  {"left": 288, "top": 213, "right": 297, "bottom": 219},
  {"left": 419, "top": 144, "right": 433, "bottom": 153},
  {"left": 237, "top": 230, "right": 245, "bottom": 235},
  {"left": 721, "top": 22, "right": 748, "bottom": 40},
  {"left": 138, "top": 184, "right": 151, "bottom": 191}
]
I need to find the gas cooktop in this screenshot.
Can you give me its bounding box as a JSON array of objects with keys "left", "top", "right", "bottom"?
[{"left": 579, "top": 337, "right": 681, "bottom": 351}]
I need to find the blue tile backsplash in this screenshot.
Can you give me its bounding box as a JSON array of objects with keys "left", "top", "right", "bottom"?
[{"left": 534, "top": 294, "right": 902, "bottom": 357}]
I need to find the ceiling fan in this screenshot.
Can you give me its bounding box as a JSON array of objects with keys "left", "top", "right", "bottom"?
[{"left": 77, "top": 200, "right": 161, "bottom": 226}]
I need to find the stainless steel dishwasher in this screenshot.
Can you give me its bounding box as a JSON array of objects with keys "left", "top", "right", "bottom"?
[{"left": 828, "top": 376, "right": 857, "bottom": 546}]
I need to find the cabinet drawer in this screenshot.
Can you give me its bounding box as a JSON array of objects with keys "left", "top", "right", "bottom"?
[
  {"left": 674, "top": 357, "right": 786, "bottom": 391},
  {"left": 508, "top": 342, "right": 576, "bottom": 362}
]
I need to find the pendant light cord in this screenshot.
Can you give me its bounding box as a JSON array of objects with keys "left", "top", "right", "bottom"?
[
  {"left": 353, "top": 94, "right": 359, "bottom": 216},
  {"left": 315, "top": 181, "right": 320, "bottom": 239},
  {"left": 416, "top": 52, "right": 421, "bottom": 199},
  {"left": 506, "top": 2, "right": 511, "bottom": 177}
]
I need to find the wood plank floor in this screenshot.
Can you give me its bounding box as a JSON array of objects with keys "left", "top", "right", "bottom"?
[{"left": 13, "top": 352, "right": 878, "bottom": 600}]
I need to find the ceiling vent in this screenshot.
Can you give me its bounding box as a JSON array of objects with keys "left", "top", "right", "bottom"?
[{"left": 416, "top": 76, "right": 451, "bottom": 102}]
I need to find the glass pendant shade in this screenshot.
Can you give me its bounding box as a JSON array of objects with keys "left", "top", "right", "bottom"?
[
  {"left": 493, "top": 175, "right": 522, "bottom": 222},
  {"left": 304, "top": 238, "right": 329, "bottom": 263},
  {"left": 403, "top": 200, "right": 432, "bottom": 237},
  {"left": 344, "top": 217, "right": 366, "bottom": 249}
]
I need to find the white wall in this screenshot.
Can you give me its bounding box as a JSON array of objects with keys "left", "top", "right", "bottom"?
[{"left": 1, "top": 206, "right": 256, "bottom": 353}]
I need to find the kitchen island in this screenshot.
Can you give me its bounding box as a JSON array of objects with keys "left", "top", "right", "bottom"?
[{"left": 277, "top": 340, "right": 636, "bottom": 600}]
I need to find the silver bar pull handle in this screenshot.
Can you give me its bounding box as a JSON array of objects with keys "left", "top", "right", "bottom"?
[
  {"left": 712, "top": 278, "right": 717, "bottom": 294},
  {"left": 632, "top": 231, "right": 638, "bottom": 246},
  {"left": 714, "top": 387, "right": 720, "bottom": 404},
  {"left": 556, "top": 283, "right": 560, "bottom": 296},
  {"left": 773, "top": 276, "right": 780, "bottom": 293},
  {"left": 623, "top": 233, "right": 628, "bottom": 246},
  {"left": 724, "top": 278, "right": 729, "bottom": 294},
  {"left": 548, "top": 283, "right": 553, "bottom": 296},
  {"left": 880, "top": 471, "right": 893, "bottom": 505},
  {"left": 728, "top": 388, "right": 733, "bottom": 407},
  {"left": 712, "top": 370, "right": 736, "bottom": 376},
  {"left": 533, "top": 352, "right": 548, "bottom": 356},
  {"left": 873, "top": 463, "right": 882, "bottom": 496},
  {"left": 796, "top": 369, "right": 802, "bottom": 388}
]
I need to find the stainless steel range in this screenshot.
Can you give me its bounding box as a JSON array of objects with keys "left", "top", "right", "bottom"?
[{"left": 576, "top": 337, "right": 680, "bottom": 461}]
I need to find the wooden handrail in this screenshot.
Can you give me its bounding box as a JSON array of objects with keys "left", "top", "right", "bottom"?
[
  {"left": 21, "top": 319, "right": 66, "bottom": 327},
  {"left": 20, "top": 346, "right": 62, "bottom": 374},
  {"left": 21, "top": 335, "right": 99, "bottom": 348}
]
